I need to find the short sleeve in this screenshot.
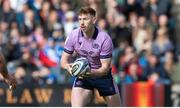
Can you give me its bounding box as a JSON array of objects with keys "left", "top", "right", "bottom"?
[
  {"left": 64, "top": 31, "right": 75, "bottom": 54},
  {"left": 100, "top": 36, "right": 113, "bottom": 59}
]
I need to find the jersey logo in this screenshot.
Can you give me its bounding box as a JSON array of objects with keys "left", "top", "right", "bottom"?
[
  {"left": 92, "top": 43, "right": 99, "bottom": 49},
  {"left": 76, "top": 80, "right": 83, "bottom": 85}
]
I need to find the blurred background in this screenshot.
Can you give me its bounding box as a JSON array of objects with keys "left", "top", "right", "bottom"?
[{"left": 0, "top": 0, "right": 180, "bottom": 107}]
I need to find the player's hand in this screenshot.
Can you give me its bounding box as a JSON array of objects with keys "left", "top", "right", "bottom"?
[
  {"left": 4, "top": 75, "right": 17, "bottom": 91},
  {"left": 65, "top": 64, "right": 73, "bottom": 75}
]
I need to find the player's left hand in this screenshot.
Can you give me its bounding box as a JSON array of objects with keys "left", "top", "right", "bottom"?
[{"left": 4, "top": 75, "right": 17, "bottom": 91}]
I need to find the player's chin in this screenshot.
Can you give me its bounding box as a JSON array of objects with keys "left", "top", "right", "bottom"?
[{"left": 80, "top": 27, "right": 87, "bottom": 31}]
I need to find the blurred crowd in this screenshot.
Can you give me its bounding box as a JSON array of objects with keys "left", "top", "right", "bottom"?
[{"left": 0, "top": 0, "right": 179, "bottom": 85}]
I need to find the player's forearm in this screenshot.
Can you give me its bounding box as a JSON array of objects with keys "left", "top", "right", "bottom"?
[
  {"left": 0, "top": 67, "right": 9, "bottom": 78},
  {"left": 0, "top": 53, "right": 9, "bottom": 78},
  {"left": 91, "top": 66, "right": 110, "bottom": 77},
  {"left": 60, "top": 55, "right": 72, "bottom": 73},
  {"left": 61, "top": 61, "right": 72, "bottom": 75},
  {"left": 61, "top": 61, "right": 71, "bottom": 70},
  {"left": 90, "top": 58, "right": 112, "bottom": 77},
  {"left": 60, "top": 58, "right": 68, "bottom": 68}
]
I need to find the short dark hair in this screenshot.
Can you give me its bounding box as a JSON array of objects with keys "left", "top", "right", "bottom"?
[{"left": 77, "top": 7, "right": 96, "bottom": 17}]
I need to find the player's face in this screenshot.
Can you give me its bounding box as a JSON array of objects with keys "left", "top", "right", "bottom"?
[{"left": 78, "top": 14, "right": 96, "bottom": 32}]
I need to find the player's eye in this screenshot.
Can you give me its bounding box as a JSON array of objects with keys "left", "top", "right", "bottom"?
[
  {"left": 83, "top": 18, "right": 89, "bottom": 21},
  {"left": 78, "top": 18, "right": 82, "bottom": 21},
  {"left": 78, "top": 18, "right": 89, "bottom": 21}
]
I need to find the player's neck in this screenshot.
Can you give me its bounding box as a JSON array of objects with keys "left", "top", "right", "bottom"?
[{"left": 84, "top": 26, "right": 95, "bottom": 39}]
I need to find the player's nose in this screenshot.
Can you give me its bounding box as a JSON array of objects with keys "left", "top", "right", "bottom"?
[{"left": 79, "top": 19, "right": 84, "bottom": 25}]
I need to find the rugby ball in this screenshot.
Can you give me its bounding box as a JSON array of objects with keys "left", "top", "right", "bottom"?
[{"left": 71, "top": 57, "right": 90, "bottom": 77}]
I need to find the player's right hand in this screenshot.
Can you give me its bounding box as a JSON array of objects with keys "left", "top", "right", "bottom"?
[{"left": 65, "top": 64, "right": 73, "bottom": 75}]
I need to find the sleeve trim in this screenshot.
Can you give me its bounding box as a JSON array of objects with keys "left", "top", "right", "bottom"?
[
  {"left": 64, "top": 48, "right": 73, "bottom": 54},
  {"left": 100, "top": 54, "right": 112, "bottom": 59}
]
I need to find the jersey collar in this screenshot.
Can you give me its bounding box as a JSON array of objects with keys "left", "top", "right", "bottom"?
[{"left": 81, "top": 26, "right": 98, "bottom": 39}]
